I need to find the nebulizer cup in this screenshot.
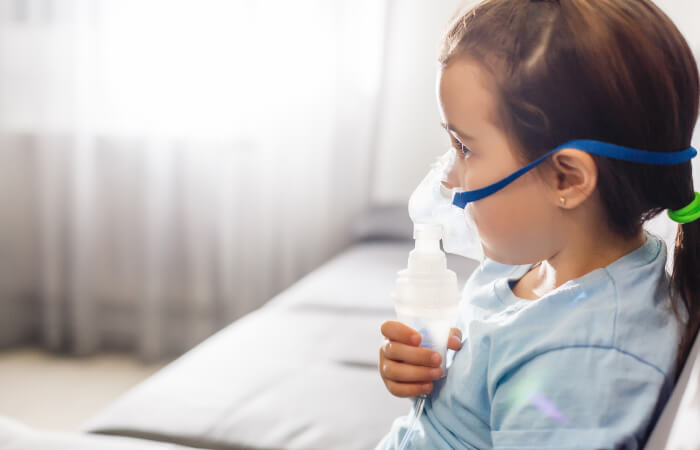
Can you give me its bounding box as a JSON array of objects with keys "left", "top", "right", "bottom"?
[{"left": 392, "top": 223, "right": 459, "bottom": 376}]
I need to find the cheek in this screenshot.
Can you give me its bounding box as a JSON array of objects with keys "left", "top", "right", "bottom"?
[
  {"left": 460, "top": 160, "right": 483, "bottom": 191},
  {"left": 469, "top": 199, "right": 511, "bottom": 248},
  {"left": 451, "top": 157, "right": 486, "bottom": 191},
  {"left": 469, "top": 181, "right": 559, "bottom": 264}
]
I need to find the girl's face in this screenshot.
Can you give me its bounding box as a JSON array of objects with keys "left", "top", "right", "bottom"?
[{"left": 437, "top": 58, "right": 563, "bottom": 265}]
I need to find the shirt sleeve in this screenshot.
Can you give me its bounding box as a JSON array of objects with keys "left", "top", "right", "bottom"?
[{"left": 490, "top": 346, "right": 670, "bottom": 449}]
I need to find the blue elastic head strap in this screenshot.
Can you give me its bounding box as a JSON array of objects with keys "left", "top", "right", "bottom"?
[{"left": 452, "top": 139, "right": 698, "bottom": 208}]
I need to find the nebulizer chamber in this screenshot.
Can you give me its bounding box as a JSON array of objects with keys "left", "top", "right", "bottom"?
[{"left": 393, "top": 223, "right": 458, "bottom": 376}]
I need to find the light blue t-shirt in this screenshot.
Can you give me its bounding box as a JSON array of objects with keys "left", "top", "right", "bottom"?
[{"left": 376, "top": 232, "right": 682, "bottom": 449}]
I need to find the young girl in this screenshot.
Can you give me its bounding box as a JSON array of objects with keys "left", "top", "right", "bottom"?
[{"left": 377, "top": 0, "right": 699, "bottom": 448}]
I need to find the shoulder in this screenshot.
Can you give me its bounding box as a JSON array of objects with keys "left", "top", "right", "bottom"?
[{"left": 603, "top": 231, "right": 681, "bottom": 377}]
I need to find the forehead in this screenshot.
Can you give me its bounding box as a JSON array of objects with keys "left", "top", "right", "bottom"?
[{"left": 437, "top": 58, "right": 501, "bottom": 133}]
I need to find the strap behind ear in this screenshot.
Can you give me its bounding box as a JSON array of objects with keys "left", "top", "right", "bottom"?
[{"left": 453, "top": 140, "right": 697, "bottom": 208}]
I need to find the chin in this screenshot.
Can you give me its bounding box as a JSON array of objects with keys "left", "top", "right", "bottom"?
[{"left": 483, "top": 246, "right": 540, "bottom": 267}]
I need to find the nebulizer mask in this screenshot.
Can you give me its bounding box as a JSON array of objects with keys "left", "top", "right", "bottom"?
[{"left": 408, "top": 147, "right": 484, "bottom": 261}]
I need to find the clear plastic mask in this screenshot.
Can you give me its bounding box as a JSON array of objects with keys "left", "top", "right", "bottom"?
[{"left": 408, "top": 148, "right": 484, "bottom": 262}]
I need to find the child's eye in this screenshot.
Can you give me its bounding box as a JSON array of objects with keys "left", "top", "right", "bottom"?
[{"left": 451, "top": 136, "right": 472, "bottom": 158}]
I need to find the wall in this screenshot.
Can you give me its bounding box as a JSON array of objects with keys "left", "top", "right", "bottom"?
[{"left": 370, "top": 0, "right": 465, "bottom": 205}]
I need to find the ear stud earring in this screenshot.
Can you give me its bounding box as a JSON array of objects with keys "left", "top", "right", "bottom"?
[{"left": 559, "top": 197, "right": 566, "bottom": 207}]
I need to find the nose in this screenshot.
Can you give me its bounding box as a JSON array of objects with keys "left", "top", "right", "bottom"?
[{"left": 442, "top": 154, "right": 463, "bottom": 190}]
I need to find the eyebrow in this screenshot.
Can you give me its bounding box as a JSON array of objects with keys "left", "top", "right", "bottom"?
[{"left": 440, "top": 122, "right": 475, "bottom": 141}]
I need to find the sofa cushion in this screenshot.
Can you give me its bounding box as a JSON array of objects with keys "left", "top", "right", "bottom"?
[{"left": 83, "top": 241, "right": 478, "bottom": 449}]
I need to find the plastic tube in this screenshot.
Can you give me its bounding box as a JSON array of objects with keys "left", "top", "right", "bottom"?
[{"left": 394, "top": 395, "right": 427, "bottom": 450}]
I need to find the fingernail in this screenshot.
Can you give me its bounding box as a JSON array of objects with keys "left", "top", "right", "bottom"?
[
  {"left": 431, "top": 368, "right": 442, "bottom": 378},
  {"left": 411, "top": 335, "right": 420, "bottom": 345},
  {"left": 431, "top": 353, "right": 441, "bottom": 365}
]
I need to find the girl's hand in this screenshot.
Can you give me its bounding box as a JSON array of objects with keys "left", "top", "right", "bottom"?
[{"left": 378, "top": 320, "right": 463, "bottom": 398}]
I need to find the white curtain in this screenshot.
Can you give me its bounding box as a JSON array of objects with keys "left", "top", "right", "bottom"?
[{"left": 0, "top": 0, "right": 387, "bottom": 360}]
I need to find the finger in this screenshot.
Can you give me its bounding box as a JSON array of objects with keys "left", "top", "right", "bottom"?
[
  {"left": 379, "top": 358, "right": 443, "bottom": 383},
  {"left": 382, "top": 339, "right": 442, "bottom": 367},
  {"left": 447, "top": 328, "right": 463, "bottom": 350},
  {"left": 447, "top": 336, "right": 462, "bottom": 350},
  {"left": 383, "top": 378, "right": 434, "bottom": 398},
  {"left": 380, "top": 320, "right": 421, "bottom": 346}
]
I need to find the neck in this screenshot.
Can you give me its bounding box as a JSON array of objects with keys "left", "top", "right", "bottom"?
[{"left": 513, "top": 220, "right": 647, "bottom": 301}]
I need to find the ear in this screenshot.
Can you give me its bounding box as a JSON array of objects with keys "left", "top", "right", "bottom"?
[{"left": 548, "top": 149, "right": 597, "bottom": 209}]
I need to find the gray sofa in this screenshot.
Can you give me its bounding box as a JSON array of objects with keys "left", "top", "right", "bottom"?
[
  {"left": 1, "top": 207, "right": 698, "bottom": 449},
  {"left": 81, "top": 219, "right": 479, "bottom": 449}
]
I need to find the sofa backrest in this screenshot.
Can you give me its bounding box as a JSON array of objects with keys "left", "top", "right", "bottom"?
[{"left": 644, "top": 330, "right": 700, "bottom": 449}]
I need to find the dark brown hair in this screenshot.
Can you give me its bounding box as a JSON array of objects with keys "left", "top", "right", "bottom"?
[{"left": 439, "top": 0, "right": 699, "bottom": 377}]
